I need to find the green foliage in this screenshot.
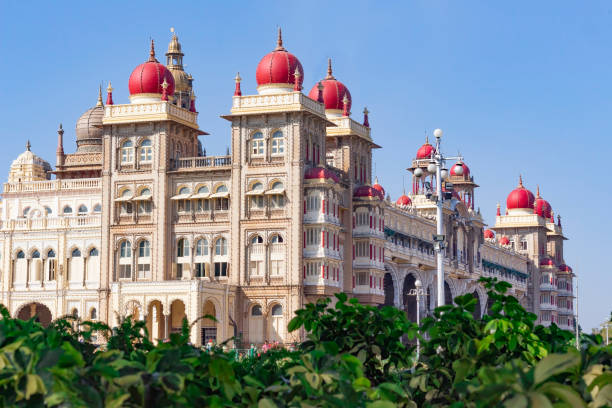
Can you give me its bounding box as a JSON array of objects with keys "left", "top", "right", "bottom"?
[{"left": 0, "top": 277, "right": 609, "bottom": 407}]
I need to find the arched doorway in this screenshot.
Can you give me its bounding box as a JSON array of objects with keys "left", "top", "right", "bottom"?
[
  {"left": 472, "top": 291, "right": 482, "bottom": 319},
  {"left": 249, "top": 304, "right": 264, "bottom": 345},
  {"left": 383, "top": 273, "right": 395, "bottom": 306},
  {"left": 170, "top": 300, "right": 186, "bottom": 335},
  {"left": 444, "top": 281, "right": 453, "bottom": 306},
  {"left": 201, "top": 300, "right": 217, "bottom": 345},
  {"left": 268, "top": 304, "right": 284, "bottom": 343},
  {"left": 147, "top": 300, "right": 164, "bottom": 341},
  {"left": 17, "top": 303, "right": 52, "bottom": 327},
  {"left": 403, "top": 274, "right": 417, "bottom": 322}
]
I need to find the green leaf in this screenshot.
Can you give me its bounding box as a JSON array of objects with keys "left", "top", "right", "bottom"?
[
  {"left": 258, "top": 398, "right": 278, "bottom": 408},
  {"left": 452, "top": 358, "right": 473, "bottom": 384},
  {"left": 353, "top": 377, "right": 371, "bottom": 391},
  {"left": 366, "top": 401, "right": 397, "bottom": 408},
  {"left": 527, "top": 392, "right": 554, "bottom": 408},
  {"left": 503, "top": 394, "right": 527, "bottom": 408},
  {"left": 534, "top": 353, "right": 580, "bottom": 384},
  {"left": 538, "top": 383, "right": 586, "bottom": 408},
  {"left": 287, "top": 317, "right": 302, "bottom": 333}
]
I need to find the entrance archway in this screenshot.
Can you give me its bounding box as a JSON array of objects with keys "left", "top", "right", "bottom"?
[
  {"left": 383, "top": 273, "right": 395, "bottom": 306},
  {"left": 402, "top": 274, "right": 417, "bottom": 322},
  {"left": 201, "top": 300, "right": 217, "bottom": 345},
  {"left": 170, "top": 300, "right": 186, "bottom": 335},
  {"left": 444, "top": 281, "right": 453, "bottom": 306},
  {"left": 17, "top": 303, "right": 52, "bottom": 327},
  {"left": 147, "top": 300, "right": 164, "bottom": 341}
]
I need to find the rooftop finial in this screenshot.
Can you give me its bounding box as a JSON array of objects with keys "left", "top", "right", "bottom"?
[
  {"left": 106, "top": 81, "right": 114, "bottom": 105},
  {"left": 317, "top": 81, "right": 324, "bottom": 103},
  {"left": 363, "top": 107, "right": 370, "bottom": 127},
  {"left": 326, "top": 58, "right": 335, "bottom": 79},
  {"left": 275, "top": 27, "right": 285, "bottom": 51},
  {"left": 342, "top": 94, "right": 350, "bottom": 117},
  {"left": 518, "top": 174, "right": 523, "bottom": 187},
  {"left": 536, "top": 185, "right": 540, "bottom": 198},
  {"left": 425, "top": 133, "right": 429, "bottom": 144},
  {"left": 293, "top": 67, "right": 301, "bottom": 91},
  {"left": 26, "top": 140, "right": 31, "bottom": 151},
  {"left": 234, "top": 72, "right": 242, "bottom": 96},
  {"left": 161, "top": 78, "right": 169, "bottom": 101},
  {"left": 148, "top": 39, "right": 157, "bottom": 62},
  {"left": 96, "top": 84, "right": 103, "bottom": 106}
]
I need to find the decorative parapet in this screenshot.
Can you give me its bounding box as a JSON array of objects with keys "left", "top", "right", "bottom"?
[
  {"left": 0, "top": 215, "right": 101, "bottom": 231},
  {"left": 229, "top": 92, "right": 327, "bottom": 118},
  {"left": 103, "top": 101, "right": 199, "bottom": 130},
  {"left": 495, "top": 213, "right": 547, "bottom": 228},
  {"left": 326, "top": 116, "right": 373, "bottom": 143},
  {"left": 3, "top": 178, "right": 101, "bottom": 194}
]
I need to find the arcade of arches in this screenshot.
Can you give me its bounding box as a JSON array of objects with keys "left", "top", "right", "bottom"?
[{"left": 17, "top": 302, "right": 52, "bottom": 327}]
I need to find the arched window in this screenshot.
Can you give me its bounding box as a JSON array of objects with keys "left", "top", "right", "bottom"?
[
  {"left": 251, "top": 235, "right": 263, "bottom": 244},
  {"left": 139, "top": 139, "right": 152, "bottom": 162},
  {"left": 196, "top": 239, "right": 209, "bottom": 256},
  {"left": 195, "top": 186, "right": 210, "bottom": 212},
  {"left": 16, "top": 251, "right": 25, "bottom": 259},
  {"left": 177, "top": 238, "right": 189, "bottom": 257},
  {"left": 137, "top": 240, "right": 150, "bottom": 279},
  {"left": 71, "top": 248, "right": 81, "bottom": 257},
  {"left": 71, "top": 308, "right": 78, "bottom": 318},
  {"left": 44, "top": 206, "right": 52, "bottom": 215},
  {"left": 195, "top": 238, "right": 209, "bottom": 277},
  {"left": 271, "top": 304, "right": 283, "bottom": 316},
  {"left": 213, "top": 185, "right": 229, "bottom": 211},
  {"left": 251, "top": 132, "right": 264, "bottom": 156},
  {"left": 138, "top": 240, "right": 150, "bottom": 257},
  {"left": 271, "top": 131, "right": 284, "bottom": 155},
  {"left": 31, "top": 250, "right": 40, "bottom": 258},
  {"left": 136, "top": 188, "right": 152, "bottom": 214},
  {"left": 251, "top": 305, "right": 262, "bottom": 316},
  {"left": 269, "top": 181, "right": 285, "bottom": 208},
  {"left": 215, "top": 238, "right": 227, "bottom": 256},
  {"left": 63, "top": 206, "right": 73, "bottom": 215},
  {"left": 47, "top": 250, "right": 56, "bottom": 280},
  {"left": 176, "top": 187, "right": 191, "bottom": 212},
  {"left": 121, "top": 140, "right": 134, "bottom": 163},
  {"left": 93, "top": 204, "right": 101, "bottom": 213},
  {"left": 23, "top": 207, "right": 30, "bottom": 217},
  {"left": 78, "top": 205, "right": 88, "bottom": 214},
  {"left": 90, "top": 308, "right": 97, "bottom": 320},
  {"left": 119, "top": 190, "right": 133, "bottom": 215},
  {"left": 270, "top": 235, "right": 283, "bottom": 243},
  {"left": 89, "top": 248, "right": 99, "bottom": 256},
  {"left": 119, "top": 241, "right": 132, "bottom": 279}
]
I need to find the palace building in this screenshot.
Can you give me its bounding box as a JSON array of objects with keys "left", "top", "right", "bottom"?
[{"left": 0, "top": 30, "right": 575, "bottom": 346}]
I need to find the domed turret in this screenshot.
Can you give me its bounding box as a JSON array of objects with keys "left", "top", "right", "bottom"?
[
  {"left": 354, "top": 185, "right": 384, "bottom": 200},
  {"left": 534, "top": 186, "right": 552, "bottom": 219},
  {"left": 304, "top": 166, "right": 339, "bottom": 183},
  {"left": 128, "top": 40, "right": 175, "bottom": 103},
  {"left": 372, "top": 177, "right": 385, "bottom": 197},
  {"left": 499, "top": 236, "right": 510, "bottom": 246},
  {"left": 307, "top": 59, "right": 351, "bottom": 116},
  {"left": 484, "top": 229, "right": 495, "bottom": 239},
  {"left": 396, "top": 193, "right": 412, "bottom": 208},
  {"left": 506, "top": 176, "right": 535, "bottom": 213},
  {"left": 255, "top": 28, "right": 304, "bottom": 94},
  {"left": 416, "top": 137, "right": 434, "bottom": 159},
  {"left": 8, "top": 141, "right": 51, "bottom": 183},
  {"left": 165, "top": 28, "right": 194, "bottom": 109},
  {"left": 75, "top": 87, "right": 104, "bottom": 153},
  {"left": 451, "top": 161, "right": 470, "bottom": 178}
]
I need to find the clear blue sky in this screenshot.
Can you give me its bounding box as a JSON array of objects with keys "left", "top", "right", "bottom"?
[{"left": 1, "top": 1, "right": 610, "bottom": 331}]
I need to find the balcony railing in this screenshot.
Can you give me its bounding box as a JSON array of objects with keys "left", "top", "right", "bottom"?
[
  {"left": 3, "top": 178, "right": 101, "bottom": 194},
  {"left": 170, "top": 156, "right": 231, "bottom": 171},
  {"left": 1, "top": 215, "right": 101, "bottom": 231}
]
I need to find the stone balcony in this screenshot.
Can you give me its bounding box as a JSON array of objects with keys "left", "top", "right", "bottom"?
[
  {"left": 169, "top": 156, "right": 232, "bottom": 172},
  {"left": 3, "top": 178, "right": 101, "bottom": 194},
  {"left": 229, "top": 92, "right": 327, "bottom": 118},
  {"left": 1, "top": 215, "right": 101, "bottom": 231}
]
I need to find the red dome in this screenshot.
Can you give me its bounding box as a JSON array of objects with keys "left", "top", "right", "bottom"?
[
  {"left": 416, "top": 142, "right": 434, "bottom": 159},
  {"left": 128, "top": 41, "right": 175, "bottom": 96},
  {"left": 354, "top": 185, "right": 384, "bottom": 200},
  {"left": 396, "top": 194, "right": 412, "bottom": 207},
  {"left": 540, "top": 257, "right": 556, "bottom": 266},
  {"left": 372, "top": 178, "right": 385, "bottom": 197},
  {"left": 534, "top": 188, "right": 552, "bottom": 219},
  {"left": 255, "top": 29, "right": 304, "bottom": 88},
  {"left": 558, "top": 264, "right": 572, "bottom": 272},
  {"left": 499, "top": 236, "right": 510, "bottom": 245},
  {"left": 484, "top": 229, "right": 495, "bottom": 239},
  {"left": 506, "top": 176, "right": 535, "bottom": 210},
  {"left": 307, "top": 59, "right": 351, "bottom": 111},
  {"left": 304, "top": 167, "right": 339, "bottom": 183},
  {"left": 451, "top": 161, "right": 470, "bottom": 177}
]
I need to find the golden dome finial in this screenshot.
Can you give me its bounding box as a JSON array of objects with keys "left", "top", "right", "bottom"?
[
  {"left": 275, "top": 27, "right": 285, "bottom": 51},
  {"left": 536, "top": 185, "right": 540, "bottom": 198},
  {"left": 26, "top": 140, "right": 31, "bottom": 151},
  {"left": 326, "top": 58, "right": 335, "bottom": 80},
  {"left": 518, "top": 174, "right": 523, "bottom": 187},
  {"left": 148, "top": 39, "right": 157, "bottom": 62}
]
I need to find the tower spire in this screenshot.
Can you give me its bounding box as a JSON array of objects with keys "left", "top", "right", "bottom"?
[
  {"left": 96, "top": 84, "right": 103, "bottom": 106},
  {"left": 518, "top": 174, "right": 523, "bottom": 187},
  {"left": 106, "top": 81, "right": 114, "bottom": 105},
  {"left": 293, "top": 67, "right": 301, "bottom": 91},
  {"left": 275, "top": 27, "right": 285, "bottom": 51},
  {"left": 536, "top": 185, "right": 540, "bottom": 198},
  {"left": 326, "top": 58, "right": 335, "bottom": 80},
  {"left": 234, "top": 72, "right": 242, "bottom": 96},
  {"left": 363, "top": 107, "right": 370, "bottom": 127},
  {"left": 26, "top": 140, "right": 31, "bottom": 151}
]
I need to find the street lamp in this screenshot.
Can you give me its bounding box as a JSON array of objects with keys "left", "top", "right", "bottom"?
[
  {"left": 407, "top": 279, "right": 425, "bottom": 365},
  {"left": 575, "top": 275, "right": 580, "bottom": 350},
  {"left": 412, "top": 129, "right": 463, "bottom": 307}
]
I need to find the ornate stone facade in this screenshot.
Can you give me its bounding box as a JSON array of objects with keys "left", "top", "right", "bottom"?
[{"left": 0, "top": 31, "right": 574, "bottom": 346}]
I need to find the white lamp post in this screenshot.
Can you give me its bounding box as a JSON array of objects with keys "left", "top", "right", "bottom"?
[
  {"left": 407, "top": 279, "right": 425, "bottom": 366},
  {"left": 412, "top": 129, "right": 463, "bottom": 307},
  {"left": 575, "top": 275, "right": 580, "bottom": 350}
]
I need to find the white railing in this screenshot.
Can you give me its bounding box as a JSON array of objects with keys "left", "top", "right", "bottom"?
[
  {"left": 104, "top": 102, "right": 197, "bottom": 125},
  {"left": 172, "top": 156, "right": 231, "bottom": 170},
  {"left": 1, "top": 215, "right": 101, "bottom": 231},
  {"left": 232, "top": 92, "right": 326, "bottom": 116},
  {"left": 4, "top": 178, "right": 101, "bottom": 193}
]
